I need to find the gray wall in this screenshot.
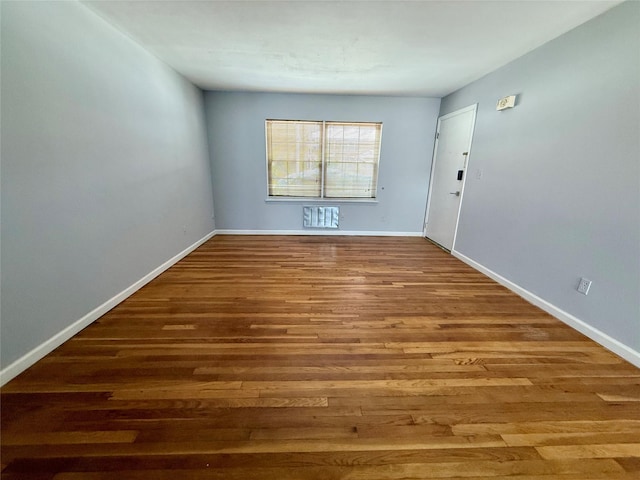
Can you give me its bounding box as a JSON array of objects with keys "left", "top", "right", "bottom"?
[
  {"left": 1, "top": 1, "right": 215, "bottom": 368},
  {"left": 441, "top": 1, "right": 639, "bottom": 352},
  {"left": 205, "top": 92, "right": 440, "bottom": 233}
]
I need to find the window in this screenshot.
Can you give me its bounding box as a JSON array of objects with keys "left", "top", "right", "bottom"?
[{"left": 266, "top": 120, "right": 382, "bottom": 199}]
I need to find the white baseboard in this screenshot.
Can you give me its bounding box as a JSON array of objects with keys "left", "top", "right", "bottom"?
[
  {"left": 0, "top": 230, "right": 216, "bottom": 387},
  {"left": 452, "top": 250, "right": 640, "bottom": 368},
  {"left": 214, "top": 229, "right": 423, "bottom": 237}
]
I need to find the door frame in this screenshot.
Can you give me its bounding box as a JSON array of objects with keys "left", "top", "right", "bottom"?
[{"left": 423, "top": 103, "right": 478, "bottom": 251}]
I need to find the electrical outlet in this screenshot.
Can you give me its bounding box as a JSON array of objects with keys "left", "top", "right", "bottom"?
[{"left": 577, "top": 277, "right": 592, "bottom": 295}]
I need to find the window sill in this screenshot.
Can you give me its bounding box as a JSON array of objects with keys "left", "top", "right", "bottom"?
[{"left": 265, "top": 197, "right": 378, "bottom": 204}]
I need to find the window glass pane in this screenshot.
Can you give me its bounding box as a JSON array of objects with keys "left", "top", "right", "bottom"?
[
  {"left": 324, "top": 122, "right": 382, "bottom": 198},
  {"left": 267, "top": 120, "right": 322, "bottom": 197}
]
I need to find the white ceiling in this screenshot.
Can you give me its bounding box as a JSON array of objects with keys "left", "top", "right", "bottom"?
[{"left": 82, "top": 0, "right": 622, "bottom": 97}]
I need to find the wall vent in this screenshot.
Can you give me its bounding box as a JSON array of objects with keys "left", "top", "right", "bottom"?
[{"left": 303, "top": 206, "right": 339, "bottom": 229}]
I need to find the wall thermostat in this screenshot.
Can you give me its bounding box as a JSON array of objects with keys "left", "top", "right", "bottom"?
[{"left": 496, "top": 95, "right": 516, "bottom": 111}]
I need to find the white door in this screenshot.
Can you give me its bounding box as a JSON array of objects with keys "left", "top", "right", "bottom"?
[{"left": 424, "top": 104, "right": 477, "bottom": 251}]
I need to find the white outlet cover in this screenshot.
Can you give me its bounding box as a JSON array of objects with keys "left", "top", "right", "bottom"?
[{"left": 577, "top": 277, "right": 592, "bottom": 295}]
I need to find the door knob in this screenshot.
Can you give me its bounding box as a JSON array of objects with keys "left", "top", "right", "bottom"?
[{"left": 449, "top": 191, "right": 460, "bottom": 197}]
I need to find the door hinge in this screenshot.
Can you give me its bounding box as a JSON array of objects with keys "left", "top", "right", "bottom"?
[{"left": 436, "top": 132, "right": 439, "bottom": 139}]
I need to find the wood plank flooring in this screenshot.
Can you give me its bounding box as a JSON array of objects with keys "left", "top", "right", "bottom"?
[{"left": 1, "top": 235, "right": 639, "bottom": 479}]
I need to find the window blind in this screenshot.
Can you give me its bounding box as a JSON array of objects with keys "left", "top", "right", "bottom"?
[
  {"left": 266, "top": 120, "right": 322, "bottom": 197},
  {"left": 266, "top": 120, "right": 382, "bottom": 199},
  {"left": 324, "top": 122, "right": 381, "bottom": 198}
]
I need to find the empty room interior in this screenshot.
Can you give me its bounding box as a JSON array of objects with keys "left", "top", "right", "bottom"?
[{"left": 1, "top": 0, "right": 639, "bottom": 478}]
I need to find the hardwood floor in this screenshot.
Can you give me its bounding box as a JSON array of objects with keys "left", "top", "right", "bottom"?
[{"left": 1, "top": 235, "right": 639, "bottom": 479}]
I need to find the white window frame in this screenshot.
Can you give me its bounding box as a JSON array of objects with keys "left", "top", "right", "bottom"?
[{"left": 265, "top": 119, "right": 382, "bottom": 202}]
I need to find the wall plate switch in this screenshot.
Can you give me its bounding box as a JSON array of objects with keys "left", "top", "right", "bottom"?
[{"left": 577, "top": 277, "right": 592, "bottom": 295}]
